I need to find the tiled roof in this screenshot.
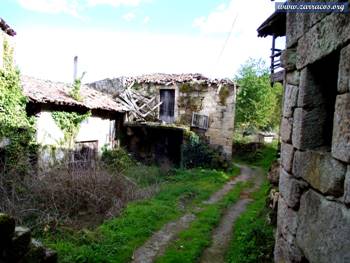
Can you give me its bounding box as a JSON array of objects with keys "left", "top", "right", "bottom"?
[
  {"left": 89, "top": 74, "right": 235, "bottom": 94},
  {"left": 125, "top": 73, "right": 235, "bottom": 86},
  {"left": 0, "top": 18, "right": 16, "bottom": 36},
  {"left": 21, "top": 76, "right": 127, "bottom": 113}
]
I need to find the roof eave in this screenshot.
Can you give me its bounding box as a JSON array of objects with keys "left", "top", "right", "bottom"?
[
  {"left": 257, "top": 11, "right": 286, "bottom": 38},
  {"left": 0, "top": 18, "right": 16, "bottom": 36}
]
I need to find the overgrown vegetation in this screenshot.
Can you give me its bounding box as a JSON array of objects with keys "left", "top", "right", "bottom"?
[
  {"left": 182, "top": 132, "right": 229, "bottom": 170},
  {"left": 233, "top": 140, "right": 278, "bottom": 171},
  {"left": 101, "top": 147, "right": 135, "bottom": 173},
  {"left": 0, "top": 39, "right": 35, "bottom": 172},
  {"left": 226, "top": 180, "right": 274, "bottom": 263},
  {"left": 51, "top": 110, "right": 91, "bottom": 147},
  {"left": 41, "top": 168, "right": 239, "bottom": 263},
  {"left": 235, "top": 58, "right": 282, "bottom": 133},
  {"left": 69, "top": 72, "right": 86, "bottom": 101},
  {"left": 156, "top": 181, "right": 247, "bottom": 263}
]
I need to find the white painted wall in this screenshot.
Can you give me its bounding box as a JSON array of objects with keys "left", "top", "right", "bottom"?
[
  {"left": 76, "top": 116, "right": 115, "bottom": 151},
  {"left": 36, "top": 110, "right": 115, "bottom": 151},
  {"left": 35, "top": 109, "right": 117, "bottom": 167},
  {"left": 36, "top": 111, "right": 65, "bottom": 146}
]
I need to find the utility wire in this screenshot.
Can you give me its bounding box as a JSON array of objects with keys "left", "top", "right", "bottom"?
[{"left": 216, "top": 13, "right": 239, "bottom": 65}]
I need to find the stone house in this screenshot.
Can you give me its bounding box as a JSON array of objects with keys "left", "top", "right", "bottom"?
[
  {"left": 89, "top": 73, "right": 236, "bottom": 161},
  {"left": 21, "top": 75, "right": 127, "bottom": 168},
  {"left": 258, "top": 4, "right": 350, "bottom": 263}
]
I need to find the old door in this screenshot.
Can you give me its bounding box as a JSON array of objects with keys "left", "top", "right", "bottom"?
[
  {"left": 73, "top": 140, "right": 98, "bottom": 168},
  {"left": 159, "top": 89, "right": 175, "bottom": 123}
]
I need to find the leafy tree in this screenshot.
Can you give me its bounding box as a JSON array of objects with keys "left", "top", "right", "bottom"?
[
  {"left": 0, "top": 39, "right": 35, "bottom": 173},
  {"left": 234, "top": 58, "right": 282, "bottom": 132}
]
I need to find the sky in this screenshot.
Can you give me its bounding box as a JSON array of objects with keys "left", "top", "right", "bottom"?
[{"left": 0, "top": 0, "right": 285, "bottom": 83}]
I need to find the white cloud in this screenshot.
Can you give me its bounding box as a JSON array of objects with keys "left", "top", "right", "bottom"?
[
  {"left": 122, "top": 12, "right": 136, "bottom": 21},
  {"left": 14, "top": 1, "right": 281, "bottom": 83},
  {"left": 143, "top": 16, "right": 150, "bottom": 24},
  {"left": 18, "top": 0, "right": 80, "bottom": 16},
  {"left": 14, "top": 26, "right": 276, "bottom": 83},
  {"left": 87, "top": 0, "right": 142, "bottom": 7},
  {"left": 193, "top": 0, "right": 274, "bottom": 35},
  {"left": 191, "top": 0, "right": 284, "bottom": 74},
  {"left": 17, "top": 0, "right": 150, "bottom": 16}
]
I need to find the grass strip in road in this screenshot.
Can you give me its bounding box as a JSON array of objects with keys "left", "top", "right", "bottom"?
[
  {"left": 41, "top": 168, "right": 239, "bottom": 263},
  {"left": 156, "top": 181, "right": 250, "bottom": 263},
  {"left": 225, "top": 179, "right": 274, "bottom": 263}
]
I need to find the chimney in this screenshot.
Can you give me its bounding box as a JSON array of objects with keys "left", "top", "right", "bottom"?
[{"left": 73, "top": 56, "right": 78, "bottom": 81}]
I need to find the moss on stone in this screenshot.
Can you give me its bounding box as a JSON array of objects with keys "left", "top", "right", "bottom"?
[
  {"left": 219, "top": 86, "right": 230, "bottom": 106},
  {"left": 179, "top": 83, "right": 191, "bottom": 93}
]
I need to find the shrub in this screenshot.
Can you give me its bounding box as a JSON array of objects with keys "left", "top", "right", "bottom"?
[
  {"left": 182, "top": 134, "right": 229, "bottom": 170},
  {"left": 0, "top": 160, "right": 151, "bottom": 231},
  {"left": 101, "top": 147, "right": 135, "bottom": 173}
]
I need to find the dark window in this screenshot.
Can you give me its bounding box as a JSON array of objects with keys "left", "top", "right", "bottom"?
[
  {"left": 309, "top": 51, "right": 339, "bottom": 148},
  {"left": 300, "top": 51, "right": 339, "bottom": 150},
  {"left": 191, "top": 113, "right": 209, "bottom": 130},
  {"left": 73, "top": 140, "right": 98, "bottom": 168},
  {"left": 160, "top": 89, "right": 175, "bottom": 123}
]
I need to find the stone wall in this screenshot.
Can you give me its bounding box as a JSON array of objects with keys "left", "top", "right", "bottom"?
[
  {"left": 276, "top": 9, "right": 350, "bottom": 263},
  {"left": 90, "top": 76, "right": 236, "bottom": 158},
  {"left": 0, "top": 213, "right": 57, "bottom": 263}
]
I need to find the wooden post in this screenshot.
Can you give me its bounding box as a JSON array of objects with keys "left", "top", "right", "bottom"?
[{"left": 271, "top": 34, "right": 276, "bottom": 75}]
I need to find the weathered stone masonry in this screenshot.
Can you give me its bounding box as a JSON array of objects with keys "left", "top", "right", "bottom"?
[
  {"left": 89, "top": 74, "right": 236, "bottom": 158},
  {"left": 276, "top": 8, "right": 350, "bottom": 263},
  {"left": 0, "top": 213, "right": 57, "bottom": 263}
]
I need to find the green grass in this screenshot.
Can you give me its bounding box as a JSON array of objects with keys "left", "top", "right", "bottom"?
[
  {"left": 226, "top": 141, "right": 278, "bottom": 263},
  {"left": 41, "top": 168, "right": 239, "bottom": 263},
  {"left": 225, "top": 180, "right": 274, "bottom": 263},
  {"left": 233, "top": 141, "right": 278, "bottom": 172},
  {"left": 156, "top": 181, "right": 249, "bottom": 263}
]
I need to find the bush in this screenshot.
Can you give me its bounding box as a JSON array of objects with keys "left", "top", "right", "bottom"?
[
  {"left": 0, "top": 161, "right": 152, "bottom": 231},
  {"left": 101, "top": 147, "right": 135, "bottom": 173},
  {"left": 182, "top": 134, "right": 229, "bottom": 170}
]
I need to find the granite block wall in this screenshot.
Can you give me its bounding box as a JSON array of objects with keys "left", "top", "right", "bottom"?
[{"left": 276, "top": 9, "right": 350, "bottom": 263}]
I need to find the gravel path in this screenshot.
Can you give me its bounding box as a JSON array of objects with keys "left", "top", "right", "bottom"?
[
  {"left": 200, "top": 167, "right": 263, "bottom": 263},
  {"left": 131, "top": 168, "right": 254, "bottom": 263}
]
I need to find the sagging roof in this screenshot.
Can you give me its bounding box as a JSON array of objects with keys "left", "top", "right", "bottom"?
[
  {"left": 0, "top": 18, "right": 16, "bottom": 36},
  {"left": 126, "top": 73, "right": 235, "bottom": 86},
  {"left": 89, "top": 73, "right": 235, "bottom": 92},
  {"left": 257, "top": 11, "right": 286, "bottom": 38},
  {"left": 21, "top": 76, "right": 127, "bottom": 113}
]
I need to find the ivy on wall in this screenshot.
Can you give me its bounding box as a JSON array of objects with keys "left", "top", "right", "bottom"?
[
  {"left": 0, "top": 38, "right": 35, "bottom": 172},
  {"left": 51, "top": 110, "right": 91, "bottom": 147},
  {"left": 70, "top": 72, "right": 86, "bottom": 101}
]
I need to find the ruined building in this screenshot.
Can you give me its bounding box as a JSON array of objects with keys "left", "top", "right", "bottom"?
[
  {"left": 89, "top": 74, "right": 236, "bottom": 163},
  {"left": 17, "top": 73, "right": 236, "bottom": 168},
  {"left": 259, "top": 4, "right": 350, "bottom": 263},
  {"left": 21, "top": 75, "right": 126, "bottom": 168}
]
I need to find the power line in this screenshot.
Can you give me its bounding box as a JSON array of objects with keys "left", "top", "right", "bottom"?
[{"left": 216, "top": 13, "right": 239, "bottom": 64}]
